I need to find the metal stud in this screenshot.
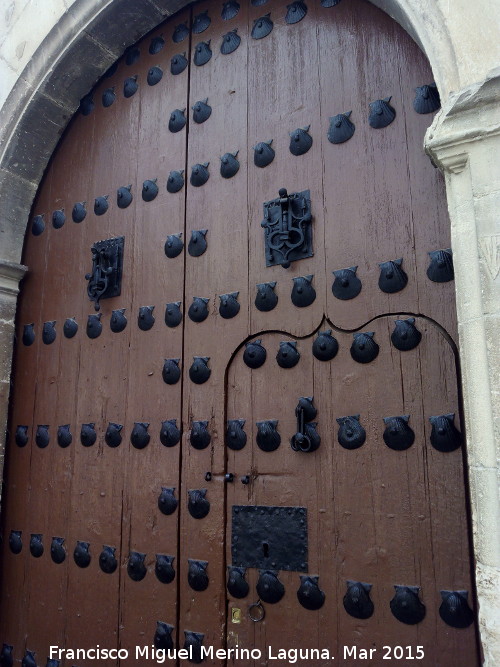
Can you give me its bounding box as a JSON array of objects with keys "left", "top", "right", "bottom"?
[
  {"left": 50, "top": 537, "right": 66, "bottom": 564},
  {"left": 169, "top": 108, "right": 186, "bottom": 133},
  {"left": 15, "top": 425, "right": 29, "bottom": 447},
  {"left": 165, "top": 301, "right": 182, "bottom": 327},
  {"left": 343, "top": 581, "right": 374, "bottom": 619},
  {"left": 227, "top": 566, "right": 249, "bottom": 598},
  {"left": 369, "top": 97, "right": 396, "bottom": 129},
  {"left": 439, "top": 590, "right": 474, "bottom": 628},
  {"left": 162, "top": 358, "right": 181, "bottom": 385},
  {"left": 243, "top": 339, "right": 267, "bottom": 369},
  {"left": 253, "top": 139, "right": 275, "bottom": 167},
  {"left": 35, "top": 425, "right": 50, "bottom": 449},
  {"left": 31, "top": 214, "right": 45, "bottom": 236},
  {"left": 172, "top": 24, "right": 189, "bottom": 43},
  {"left": 328, "top": 111, "right": 355, "bottom": 144},
  {"left": 390, "top": 585, "right": 426, "bottom": 625},
  {"left": 192, "top": 11, "right": 211, "bottom": 33},
  {"left": 413, "top": 83, "right": 440, "bottom": 114},
  {"left": 80, "top": 422, "right": 96, "bottom": 447},
  {"left": 142, "top": 178, "right": 158, "bottom": 202},
  {"left": 102, "top": 87, "right": 116, "bottom": 107},
  {"left": 110, "top": 308, "right": 127, "bottom": 333},
  {"left": 255, "top": 281, "right": 278, "bottom": 311},
  {"left": 219, "top": 292, "right": 240, "bottom": 318},
  {"left": 336, "top": 415, "right": 366, "bottom": 450},
  {"left": 125, "top": 47, "right": 140, "bottom": 66},
  {"left": 286, "top": 1, "right": 308, "bottom": 23},
  {"left": 42, "top": 320, "right": 56, "bottom": 344},
  {"left": 188, "top": 489, "right": 210, "bottom": 519},
  {"left": 252, "top": 0, "right": 269, "bottom": 5},
  {"left": 158, "top": 487, "right": 178, "bottom": 515},
  {"left": 127, "top": 551, "right": 147, "bottom": 581},
  {"left": 190, "top": 163, "right": 210, "bottom": 187},
  {"left": 312, "top": 329, "right": 338, "bottom": 361},
  {"left": 297, "top": 575, "right": 325, "bottom": 610},
  {"left": 9, "top": 530, "right": 22, "bottom": 554},
  {"left": 149, "top": 35, "right": 165, "bottom": 54},
  {"left": 63, "top": 317, "right": 78, "bottom": 338},
  {"left": 192, "top": 99, "right": 212, "bottom": 124},
  {"left": 256, "top": 420, "right": 280, "bottom": 452},
  {"left": 138, "top": 305, "right": 155, "bottom": 331},
  {"left": 194, "top": 41, "right": 212, "bottom": 66},
  {"left": 30, "top": 534, "right": 44, "bottom": 558},
  {"left": 99, "top": 545, "right": 117, "bottom": 574},
  {"left": 130, "top": 422, "right": 150, "bottom": 449},
  {"left": 123, "top": 75, "right": 138, "bottom": 98},
  {"left": 188, "top": 229, "right": 208, "bottom": 256},
  {"left": 220, "top": 151, "right": 240, "bottom": 178},
  {"left": 117, "top": 184, "right": 133, "bottom": 208},
  {"left": 332, "top": 266, "right": 362, "bottom": 299},
  {"left": 94, "top": 195, "right": 109, "bottom": 216},
  {"left": 350, "top": 332, "right": 379, "bottom": 363},
  {"left": 427, "top": 248, "right": 454, "bottom": 282},
  {"left": 86, "top": 313, "right": 102, "bottom": 339},
  {"left": 171, "top": 52, "right": 188, "bottom": 75},
  {"left": 188, "top": 296, "right": 210, "bottom": 322},
  {"left": 276, "top": 340, "right": 300, "bottom": 368},
  {"left": 72, "top": 202, "right": 86, "bottom": 223},
  {"left": 57, "top": 424, "right": 72, "bottom": 448},
  {"left": 183, "top": 632, "right": 204, "bottom": 665},
  {"left": 226, "top": 419, "right": 247, "bottom": 451},
  {"left": 188, "top": 559, "right": 209, "bottom": 591},
  {"left": 190, "top": 421, "right": 211, "bottom": 450},
  {"left": 22, "top": 651, "right": 37, "bottom": 667},
  {"left": 154, "top": 622, "right": 174, "bottom": 651},
  {"left": 80, "top": 94, "right": 94, "bottom": 116},
  {"left": 257, "top": 570, "right": 285, "bottom": 603},
  {"left": 164, "top": 232, "right": 183, "bottom": 257},
  {"left": 222, "top": 1, "right": 240, "bottom": 20},
  {"left": 22, "top": 323, "right": 35, "bottom": 346},
  {"left": 147, "top": 65, "right": 163, "bottom": 86},
  {"left": 160, "top": 419, "right": 180, "bottom": 448},
  {"left": 291, "top": 275, "right": 316, "bottom": 307},
  {"left": 0, "top": 644, "right": 13, "bottom": 667},
  {"left": 391, "top": 318, "right": 421, "bottom": 351},
  {"left": 378, "top": 258, "right": 408, "bottom": 293},
  {"left": 155, "top": 555, "right": 175, "bottom": 584},
  {"left": 289, "top": 126, "right": 312, "bottom": 155},
  {"left": 321, "top": 0, "right": 341, "bottom": 5},
  {"left": 221, "top": 29, "right": 241, "bottom": 54},
  {"left": 383, "top": 415, "right": 415, "bottom": 451},
  {"left": 167, "top": 170, "right": 185, "bottom": 193},
  {"left": 73, "top": 540, "right": 91, "bottom": 568},
  {"left": 52, "top": 209, "right": 65, "bottom": 229},
  {"left": 429, "top": 413, "right": 462, "bottom": 452},
  {"left": 189, "top": 357, "right": 211, "bottom": 384},
  {"left": 251, "top": 14, "right": 273, "bottom": 39},
  {"left": 105, "top": 422, "right": 123, "bottom": 448}
]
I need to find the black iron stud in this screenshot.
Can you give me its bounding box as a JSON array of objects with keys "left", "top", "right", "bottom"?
[
  {"left": 336, "top": 415, "right": 366, "bottom": 450},
  {"left": 256, "top": 420, "right": 280, "bottom": 452},
  {"left": 220, "top": 151, "right": 240, "bottom": 178},
  {"left": 86, "top": 313, "right": 102, "bottom": 338},
  {"left": 35, "top": 425, "right": 50, "bottom": 449},
  {"left": 378, "top": 258, "right": 408, "bottom": 293},
  {"left": 221, "top": 29, "right": 241, "bottom": 54},
  {"left": 80, "top": 94, "right": 94, "bottom": 116},
  {"left": 192, "top": 99, "right": 212, "bottom": 124},
  {"left": 188, "top": 229, "right": 208, "bottom": 256},
  {"left": 328, "top": 111, "right": 355, "bottom": 144},
  {"left": 123, "top": 75, "right": 138, "bottom": 98},
  {"left": 219, "top": 292, "right": 240, "bottom": 318},
  {"left": 154, "top": 622, "right": 174, "bottom": 650},
  {"left": 102, "top": 87, "right": 115, "bottom": 107},
  {"left": 312, "top": 329, "right": 338, "bottom": 361},
  {"left": 52, "top": 209, "right": 65, "bottom": 229},
  {"left": 350, "top": 332, "right": 379, "bottom": 363},
  {"left": 149, "top": 35, "right": 165, "bottom": 54},
  {"left": 194, "top": 41, "right": 212, "bottom": 66},
  {"left": 57, "top": 424, "right": 72, "bottom": 448},
  {"left": 427, "top": 248, "right": 454, "bottom": 282},
  {"left": 188, "top": 296, "right": 209, "bottom": 322},
  {"left": 147, "top": 66, "right": 163, "bottom": 86},
  {"left": 190, "top": 163, "right": 210, "bottom": 187},
  {"left": 276, "top": 340, "right": 300, "bottom": 368},
  {"left": 257, "top": 570, "right": 285, "bottom": 603},
  {"left": 243, "top": 339, "right": 267, "bottom": 368},
  {"left": 110, "top": 308, "right": 127, "bottom": 333},
  {"left": 332, "top": 266, "right": 361, "bottom": 299},
  {"left": 158, "top": 487, "right": 178, "bottom": 515},
  {"left": 50, "top": 537, "right": 66, "bottom": 564},
  {"left": 439, "top": 590, "right": 474, "bottom": 628},
  {"left": 183, "top": 632, "right": 204, "bottom": 665},
  {"left": 125, "top": 47, "right": 140, "bottom": 66},
  {"left": 155, "top": 555, "right": 175, "bottom": 584},
  {"left": 72, "top": 202, "right": 87, "bottom": 223},
  {"left": 189, "top": 357, "right": 211, "bottom": 384},
  {"left": 429, "top": 413, "right": 462, "bottom": 452},
  {"left": 22, "top": 323, "right": 35, "bottom": 346},
  {"left": 226, "top": 419, "right": 247, "bottom": 451},
  {"left": 391, "top": 317, "right": 421, "bottom": 351},
  {"left": 390, "top": 585, "right": 426, "bottom": 625},
  {"left": 188, "top": 489, "right": 210, "bottom": 519},
  {"left": 116, "top": 185, "right": 132, "bottom": 208},
  {"left": 289, "top": 126, "right": 312, "bottom": 155},
  {"left": 297, "top": 575, "right": 325, "bottom": 610},
  {"left": 138, "top": 305, "right": 155, "bottom": 331},
  {"left": 383, "top": 415, "right": 415, "bottom": 451},
  {"left": 165, "top": 301, "right": 182, "bottom": 327},
  {"left": 42, "top": 321, "right": 56, "bottom": 345},
  {"left": 142, "top": 179, "right": 158, "bottom": 202},
  {"left": 286, "top": 1, "right": 308, "bottom": 23},
  {"left": 0, "top": 644, "right": 13, "bottom": 667},
  {"left": 167, "top": 170, "right": 185, "bottom": 193},
  {"left": 164, "top": 232, "right": 183, "bottom": 257},
  {"left": 130, "top": 422, "right": 150, "bottom": 449},
  {"left": 9, "top": 530, "right": 22, "bottom": 554},
  {"left": 15, "top": 425, "right": 29, "bottom": 447},
  {"left": 169, "top": 108, "right": 186, "bottom": 133},
  {"left": 31, "top": 214, "right": 45, "bottom": 235},
  {"left": 414, "top": 83, "right": 440, "bottom": 114},
  {"left": 80, "top": 422, "right": 96, "bottom": 447},
  {"left": 190, "top": 421, "right": 211, "bottom": 450},
  {"left": 251, "top": 14, "right": 273, "bottom": 39},
  {"left": 160, "top": 419, "right": 180, "bottom": 448},
  {"left": 30, "top": 534, "right": 43, "bottom": 558},
  {"left": 253, "top": 139, "right": 275, "bottom": 167},
  {"left": 73, "top": 541, "right": 91, "bottom": 568},
  {"left": 222, "top": 0, "right": 240, "bottom": 20},
  {"left": 94, "top": 195, "right": 109, "bottom": 216},
  {"left": 99, "top": 545, "right": 118, "bottom": 574},
  {"left": 172, "top": 24, "right": 189, "bottom": 43},
  {"left": 369, "top": 97, "right": 396, "bottom": 129},
  {"left": 193, "top": 11, "right": 211, "bottom": 33},
  {"left": 227, "top": 566, "right": 249, "bottom": 598},
  {"left": 127, "top": 551, "right": 147, "bottom": 581},
  {"left": 188, "top": 559, "right": 209, "bottom": 591},
  {"left": 343, "top": 581, "right": 374, "bottom": 619},
  {"left": 171, "top": 52, "right": 188, "bottom": 74},
  {"left": 22, "top": 651, "right": 37, "bottom": 667},
  {"left": 255, "top": 281, "right": 278, "bottom": 311},
  {"left": 63, "top": 317, "right": 78, "bottom": 338},
  {"left": 321, "top": 0, "right": 342, "bottom": 6},
  {"left": 162, "top": 358, "right": 181, "bottom": 385},
  {"left": 105, "top": 422, "right": 123, "bottom": 448},
  {"left": 291, "top": 275, "right": 316, "bottom": 307}
]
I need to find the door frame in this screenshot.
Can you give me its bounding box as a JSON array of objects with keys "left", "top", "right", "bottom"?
[{"left": 0, "top": 1, "right": 498, "bottom": 663}]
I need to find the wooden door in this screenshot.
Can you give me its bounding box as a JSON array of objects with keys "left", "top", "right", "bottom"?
[{"left": 0, "top": 1, "right": 480, "bottom": 666}]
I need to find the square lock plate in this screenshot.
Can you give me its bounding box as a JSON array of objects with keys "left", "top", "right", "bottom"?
[{"left": 231, "top": 505, "right": 308, "bottom": 571}]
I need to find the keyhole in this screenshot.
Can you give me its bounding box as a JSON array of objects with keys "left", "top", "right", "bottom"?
[{"left": 262, "top": 542, "right": 269, "bottom": 558}]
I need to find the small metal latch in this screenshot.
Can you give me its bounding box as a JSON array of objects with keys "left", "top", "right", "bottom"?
[{"left": 85, "top": 237, "right": 124, "bottom": 311}]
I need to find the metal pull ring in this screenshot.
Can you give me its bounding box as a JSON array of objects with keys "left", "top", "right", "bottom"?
[{"left": 248, "top": 600, "right": 265, "bottom": 623}]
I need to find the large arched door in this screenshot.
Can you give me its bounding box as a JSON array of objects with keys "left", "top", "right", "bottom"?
[{"left": 0, "top": 0, "right": 480, "bottom": 665}]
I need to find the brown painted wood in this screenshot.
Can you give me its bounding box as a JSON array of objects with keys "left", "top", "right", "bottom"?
[{"left": 0, "top": 1, "right": 479, "bottom": 666}]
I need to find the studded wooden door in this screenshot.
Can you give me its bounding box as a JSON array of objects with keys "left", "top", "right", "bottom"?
[{"left": 0, "top": 1, "right": 480, "bottom": 666}]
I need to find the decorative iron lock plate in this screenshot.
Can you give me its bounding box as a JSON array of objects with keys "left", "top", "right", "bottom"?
[
  {"left": 85, "top": 236, "right": 124, "bottom": 310},
  {"left": 261, "top": 189, "right": 312, "bottom": 268},
  {"left": 231, "top": 505, "right": 308, "bottom": 571}
]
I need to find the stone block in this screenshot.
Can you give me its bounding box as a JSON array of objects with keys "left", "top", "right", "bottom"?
[{"left": 0, "top": 169, "right": 37, "bottom": 264}]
